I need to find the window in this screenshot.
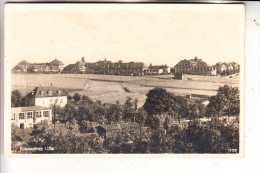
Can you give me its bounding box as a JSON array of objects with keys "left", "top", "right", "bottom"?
[
  {"left": 19, "top": 113, "right": 24, "bottom": 120},
  {"left": 57, "top": 90, "right": 61, "bottom": 95},
  {"left": 27, "top": 112, "right": 33, "bottom": 119},
  {"left": 60, "top": 99, "right": 63, "bottom": 103},
  {"left": 55, "top": 98, "right": 58, "bottom": 103},
  {"left": 40, "top": 91, "right": 44, "bottom": 96},
  {"left": 130, "top": 129, "right": 135, "bottom": 134},
  {"left": 11, "top": 113, "right": 15, "bottom": 120},
  {"left": 48, "top": 91, "right": 52, "bottom": 96},
  {"left": 20, "top": 123, "right": 24, "bottom": 129},
  {"left": 43, "top": 111, "right": 49, "bottom": 117},
  {"left": 35, "top": 111, "right": 41, "bottom": 118}
]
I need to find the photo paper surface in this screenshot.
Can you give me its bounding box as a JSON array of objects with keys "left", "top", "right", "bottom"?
[{"left": 4, "top": 3, "right": 244, "bottom": 157}]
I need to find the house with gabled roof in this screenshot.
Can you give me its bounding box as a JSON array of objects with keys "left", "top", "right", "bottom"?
[
  {"left": 12, "top": 58, "right": 64, "bottom": 73},
  {"left": 96, "top": 122, "right": 141, "bottom": 138},
  {"left": 174, "top": 56, "right": 216, "bottom": 76},
  {"left": 12, "top": 60, "right": 30, "bottom": 72},
  {"left": 28, "top": 85, "right": 67, "bottom": 108},
  {"left": 49, "top": 58, "right": 64, "bottom": 72}
]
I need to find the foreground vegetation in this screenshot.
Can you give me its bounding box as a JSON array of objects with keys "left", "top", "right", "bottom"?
[{"left": 11, "top": 85, "right": 240, "bottom": 153}]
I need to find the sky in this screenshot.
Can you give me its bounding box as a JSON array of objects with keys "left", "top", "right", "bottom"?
[{"left": 5, "top": 4, "right": 244, "bottom": 68}]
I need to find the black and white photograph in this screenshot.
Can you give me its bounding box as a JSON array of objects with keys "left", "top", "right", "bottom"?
[{"left": 4, "top": 3, "right": 244, "bottom": 155}]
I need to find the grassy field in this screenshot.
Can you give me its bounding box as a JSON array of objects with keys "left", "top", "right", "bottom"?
[{"left": 12, "top": 73, "right": 240, "bottom": 107}]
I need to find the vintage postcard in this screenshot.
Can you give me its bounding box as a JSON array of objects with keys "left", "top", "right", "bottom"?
[{"left": 4, "top": 3, "right": 244, "bottom": 157}]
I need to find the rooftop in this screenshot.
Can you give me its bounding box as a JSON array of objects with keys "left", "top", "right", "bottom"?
[
  {"left": 50, "top": 58, "right": 64, "bottom": 65},
  {"left": 17, "top": 60, "right": 30, "bottom": 65},
  {"left": 11, "top": 106, "right": 50, "bottom": 112},
  {"left": 30, "top": 86, "right": 67, "bottom": 98}
]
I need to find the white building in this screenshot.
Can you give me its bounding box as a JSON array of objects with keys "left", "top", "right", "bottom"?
[
  {"left": 11, "top": 106, "right": 52, "bottom": 129},
  {"left": 29, "top": 86, "right": 67, "bottom": 108}
]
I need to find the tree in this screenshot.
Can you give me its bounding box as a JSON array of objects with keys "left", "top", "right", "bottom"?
[
  {"left": 134, "top": 98, "right": 138, "bottom": 110},
  {"left": 81, "top": 95, "right": 93, "bottom": 104},
  {"left": 28, "top": 124, "right": 53, "bottom": 152},
  {"left": 144, "top": 87, "right": 188, "bottom": 124},
  {"left": 52, "top": 104, "right": 64, "bottom": 127},
  {"left": 63, "top": 103, "right": 76, "bottom": 125},
  {"left": 67, "top": 95, "right": 72, "bottom": 101},
  {"left": 135, "top": 108, "right": 147, "bottom": 126},
  {"left": 78, "top": 120, "right": 94, "bottom": 133},
  {"left": 144, "top": 88, "right": 174, "bottom": 116},
  {"left": 172, "top": 96, "right": 189, "bottom": 124},
  {"left": 135, "top": 140, "right": 149, "bottom": 153},
  {"left": 114, "top": 101, "right": 123, "bottom": 122},
  {"left": 106, "top": 101, "right": 123, "bottom": 124},
  {"left": 78, "top": 105, "right": 94, "bottom": 122},
  {"left": 11, "top": 90, "right": 22, "bottom": 107},
  {"left": 188, "top": 101, "right": 206, "bottom": 122},
  {"left": 122, "top": 97, "right": 136, "bottom": 122},
  {"left": 92, "top": 103, "right": 106, "bottom": 124},
  {"left": 207, "top": 85, "right": 240, "bottom": 123},
  {"left": 145, "top": 115, "right": 160, "bottom": 130},
  {"left": 218, "top": 85, "right": 240, "bottom": 119},
  {"left": 73, "top": 93, "right": 81, "bottom": 103},
  {"left": 21, "top": 95, "right": 33, "bottom": 107},
  {"left": 11, "top": 124, "right": 23, "bottom": 152}
]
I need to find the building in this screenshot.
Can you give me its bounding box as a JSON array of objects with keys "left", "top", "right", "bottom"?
[
  {"left": 63, "top": 58, "right": 147, "bottom": 76},
  {"left": 214, "top": 62, "right": 240, "bottom": 75},
  {"left": 77, "top": 57, "right": 86, "bottom": 73},
  {"left": 174, "top": 56, "right": 217, "bottom": 76},
  {"left": 174, "top": 73, "right": 187, "bottom": 80},
  {"left": 49, "top": 58, "right": 64, "bottom": 72},
  {"left": 215, "top": 62, "right": 228, "bottom": 74},
  {"left": 96, "top": 122, "right": 141, "bottom": 137},
  {"left": 12, "top": 60, "right": 30, "bottom": 72},
  {"left": 190, "top": 64, "right": 217, "bottom": 76},
  {"left": 12, "top": 59, "right": 64, "bottom": 73},
  {"left": 28, "top": 85, "right": 67, "bottom": 108},
  {"left": 11, "top": 106, "right": 52, "bottom": 129},
  {"left": 145, "top": 65, "right": 171, "bottom": 75},
  {"left": 61, "top": 64, "right": 78, "bottom": 74},
  {"left": 30, "top": 63, "right": 51, "bottom": 72}
]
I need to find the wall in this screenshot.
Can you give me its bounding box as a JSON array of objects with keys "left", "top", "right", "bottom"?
[
  {"left": 35, "top": 96, "right": 67, "bottom": 108},
  {"left": 11, "top": 109, "right": 52, "bottom": 129}
]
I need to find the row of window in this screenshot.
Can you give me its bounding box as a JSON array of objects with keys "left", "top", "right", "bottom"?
[
  {"left": 191, "top": 67, "right": 213, "bottom": 71},
  {"left": 41, "top": 98, "right": 64, "bottom": 104},
  {"left": 176, "top": 67, "right": 214, "bottom": 71},
  {"left": 11, "top": 111, "right": 50, "bottom": 120},
  {"left": 40, "top": 91, "right": 62, "bottom": 96},
  {"left": 178, "top": 63, "right": 191, "bottom": 66}
]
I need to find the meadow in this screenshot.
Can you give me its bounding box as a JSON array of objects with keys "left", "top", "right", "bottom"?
[{"left": 11, "top": 73, "right": 240, "bottom": 107}]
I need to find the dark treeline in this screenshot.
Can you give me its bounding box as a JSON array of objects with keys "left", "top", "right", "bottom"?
[{"left": 11, "top": 85, "right": 240, "bottom": 153}]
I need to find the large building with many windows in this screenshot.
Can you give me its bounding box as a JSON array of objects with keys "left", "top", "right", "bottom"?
[
  {"left": 215, "top": 62, "right": 240, "bottom": 75},
  {"left": 63, "top": 58, "right": 148, "bottom": 76},
  {"left": 28, "top": 85, "right": 67, "bottom": 108},
  {"left": 174, "top": 56, "right": 217, "bottom": 76},
  {"left": 13, "top": 58, "right": 64, "bottom": 73},
  {"left": 11, "top": 106, "right": 52, "bottom": 129}
]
